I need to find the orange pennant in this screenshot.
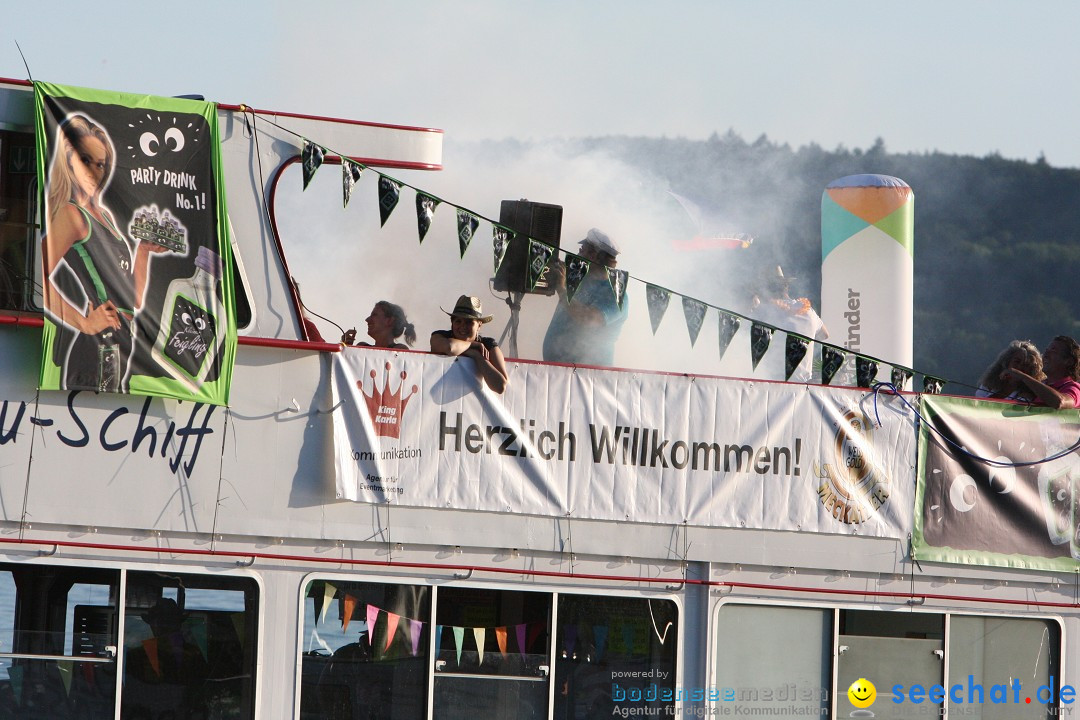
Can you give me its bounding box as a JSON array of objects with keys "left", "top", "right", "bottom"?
[
  {"left": 495, "top": 626, "right": 508, "bottom": 657},
  {"left": 342, "top": 594, "right": 357, "bottom": 632}
]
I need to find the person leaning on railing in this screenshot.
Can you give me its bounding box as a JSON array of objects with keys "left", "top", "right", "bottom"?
[
  {"left": 1003, "top": 335, "right": 1080, "bottom": 409},
  {"left": 429, "top": 295, "right": 509, "bottom": 394}
]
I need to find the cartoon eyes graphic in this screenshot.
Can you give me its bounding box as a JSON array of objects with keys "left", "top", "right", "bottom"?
[
  {"left": 139, "top": 127, "right": 185, "bottom": 156},
  {"left": 179, "top": 312, "right": 207, "bottom": 331}
]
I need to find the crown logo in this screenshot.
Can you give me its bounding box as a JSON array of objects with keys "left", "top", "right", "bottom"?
[
  {"left": 129, "top": 204, "right": 188, "bottom": 252},
  {"left": 358, "top": 362, "right": 418, "bottom": 439}
]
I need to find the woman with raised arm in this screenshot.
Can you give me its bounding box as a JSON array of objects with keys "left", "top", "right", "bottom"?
[{"left": 342, "top": 300, "right": 417, "bottom": 349}]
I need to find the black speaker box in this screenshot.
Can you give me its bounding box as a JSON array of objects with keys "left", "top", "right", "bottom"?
[{"left": 492, "top": 200, "right": 563, "bottom": 295}]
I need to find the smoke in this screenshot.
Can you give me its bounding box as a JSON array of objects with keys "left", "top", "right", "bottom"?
[{"left": 277, "top": 137, "right": 825, "bottom": 380}]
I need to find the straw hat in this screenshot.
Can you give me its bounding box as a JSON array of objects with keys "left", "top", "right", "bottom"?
[{"left": 441, "top": 295, "right": 493, "bottom": 323}]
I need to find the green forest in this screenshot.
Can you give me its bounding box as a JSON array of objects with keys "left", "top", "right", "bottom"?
[{"left": 566, "top": 133, "right": 1080, "bottom": 394}]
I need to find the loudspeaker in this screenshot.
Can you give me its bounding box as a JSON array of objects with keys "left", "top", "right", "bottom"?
[{"left": 492, "top": 199, "right": 563, "bottom": 295}]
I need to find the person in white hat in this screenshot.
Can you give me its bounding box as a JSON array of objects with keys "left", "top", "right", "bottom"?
[
  {"left": 430, "top": 295, "right": 509, "bottom": 393},
  {"left": 750, "top": 265, "right": 828, "bottom": 383},
  {"left": 542, "top": 228, "right": 628, "bottom": 366}
]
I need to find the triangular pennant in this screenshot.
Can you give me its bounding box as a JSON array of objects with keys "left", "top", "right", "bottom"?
[
  {"left": 190, "top": 616, "right": 208, "bottom": 660},
  {"left": 607, "top": 268, "right": 629, "bottom": 309},
  {"left": 385, "top": 612, "right": 400, "bottom": 651},
  {"left": 681, "top": 297, "right": 707, "bottom": 346},
  {"left": 473, "top": 627, "right": 486, "bottom": 665},
  {"left": 856, "top": 356, "right": 879, "bottom": 388},
  {"left": 409, "top": 618, "right": 423, "bottom": 657},
  {"left": 891, "top": 366, "right": 912, "bottom": 390},
  {"left": 143, "top": 637, "right": 161, "bottom": 677},
  {"left": 342, "top": 594, "right": 357, "bottom": 633},
  {"left": 784, "top": 334, "right": 809, "bottom": 381},
  {"left": 492, "top": 226, "right": 514, "bottom": 275},
  {"left": 717, "top": 312, "right": 741, "bottom": 360},
  {"left": 750, "top": 323, "right": 773, "bottom": 370},
  {"left": 366, "top": 605, "right": 380, "bottom": 645},
  {"left": 495, "top": 626, "right": 509, "bottom": 657},
  {"left": 342, "top": 159, "right": 364, "bottom": 207},
  {"left": 435, "top": 625, "right": 443, "bottom": 656},
  {"left": 646, "top": 284, "right": 671, "bottom": 334},
  {"left": 321, "top": 582, "right": 336, "bottom": 626},
  {"left": 594, "top": 625, "right": 609, "bottom": 660},
  {"left": 453, "top": 626, "right": 464, "bottom": 665},
  {"left": 377, "top": 175, "right": 402, "bottom": 227},
  {"left": 923, "top": 375, "right": 945, "bottom": 394},
  {"left": 565, "top": 624, "right": 578, "bottom": 655},
  {"left": 312, "top": 584, "right": 324, "bottom": 626},
  {"left": 564, "top": 255, "right": 591, "bottom": 303},
  {"left": 821, "top": 346, "right": 846, "bottom": 386},
  {"left": 516, "top": 623, "right": 527, "bottom": 662},
  {"left": 456, "top": 209, "right": 479, "bottom": 257},
  {"left": 416, "top": 192, "right": 440, "bottom": 243},
  {"left": 301, "top": 140, "right": 325, "bottom": 190},
  {"left": 527, "top": 239, "right": 555, "bottom": 291},
  {"left": 57, "top": 660, "right": 73, "bottom": 695},
  {"left": 527, "top": 623, "right": 543, "bottom": 653},
  {"left": 622, "top": 622, "right": 635, "bottom": 653}
]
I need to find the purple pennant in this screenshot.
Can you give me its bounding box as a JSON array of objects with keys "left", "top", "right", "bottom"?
[
  {"left": 821, "top": 346, "right": 846, "bottom": 386},
  {"left": 302, "top": 140, "right": 325, "bottom": 191},
  {"left": 784, "top": 334, "right": 809, "bottom": 381},
  {"left": 377, "top": 175, "right": 401, "bottom": 227},
  {"left": 409, "top": 618, "right": 423, "bottom": 657},
  {"left": 607, "top": 268, "right": 628, "bottom": 309},
  {"left": 856, "top": 356, "right": 879, "bottom": 388},
  {"left": 681, "top": 297, "right": 707, "bottom": 347},
  {"left": 646, "top": 284, "right": 671, "bottom": 334},
  {"left": 717, "top": 312, "right": 740, "bottom": 360},
  {"left": 516, "top": 624, "right": 527, "bottom": 662},
  {"left": 750, "top": 322, "right": 773, "bottom": 370},
  {"left": 565, "top": 624, "right": 578, "bottom": 656},
  {"left": 415, "top": 192, "right": 439, "bottom": 243},
  {"left": 564, "top": 255, "right": 590, "bottom": 303},
  {"left": 493, "top": 226, "right": 514, "bottom": 275},
  {"left": 456, "top": 209, "right": 478, "bottom": 257},
  {"left": 342, "top": 160, "right": 363, "bottom": 207},
  {"left": 891, "top": 366, "right": 912, "bottom": 390}
]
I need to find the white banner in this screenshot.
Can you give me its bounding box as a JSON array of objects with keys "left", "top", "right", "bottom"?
[{"left": 332, "top": 351, "right": 917, "bottom": 537}]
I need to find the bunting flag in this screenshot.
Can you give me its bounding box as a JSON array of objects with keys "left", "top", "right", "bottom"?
[
  {"left": 891, "top": 366, "right": 913, "bottom": 390},
  {"left": 594, "top": 625, "right": 609, "bottom": 660},
  {"left": 856, "top": 356, "right": 879, "bottom": 388},
  {"left": 143, "top": 637, "right": 161, "bottom": 676},
  {"left": 385, "top": 612, "right": 400, "bottom": 651},
  {"left": 784, "top": 334, "right": 809, "bottom": 381},
  {"left": 366, "top": 605, "right": 379, "bottom": 644},
  {"left": 608, "top": 268, "right": 629, "bottom": 309},
  {"left": 516, "top": 624, "right": 527, "bottom": 662},
  {"left": 564, "top": 255, "right": 590, "bottom": 303},
  {"left": 416, "top": 192, "right": 439, "bottom": 243},
  {"left": 622, "top": 622, "right": 635, "bottom": 653},
  {"left": 750, "top": 322, "right": 773, "bottom": 370},
  {"left": 473, "top": 627, "right": 486, "bottom": 665},
  {"left": 527, "top": 239, "right": 554, "bottom": 291},
  {"left": 342, "top": 159, "right": 364, "bottom": 207},
  {"left": 57, "top": 659, "right": 73, "bottom": 696},
  {"left": 527, "top": 623, "right": 543, "bottom": 655},
  {"left": 377, "top": 175, "right": 401, "bottom": 227},
  {"left": 456, "top": 209, "right": 478, "bottom": 258},
  {"left": 302, "top": 139, "right": 325, "bottom": 190},
  {"left": 682, "top": 297, "right": 707, "bottom": 346},
  {"left": 320, "top": 582, "right": 336, "bottom": 625},
  {"left": 190, "top": 616, "right": 208, "bottom": 660},
  {"left": 495, "top": 626, "right": 509, "bottom": 657},
  {"left": 922, "top": 375, "right": 945, "bottom": 394},
  {"left": 312, "top": 584, "right": 324, "bottom": 626},
  {"left": 409, "top": 618, "right": 423, "bottom": 657},
  {"left": 342, "top": 594, "right": 357, "bottom": 632},
  {"left": 435, "top": 625, "right": 443, "bottom": 657},
  {"left": 492, "top": 226, "right": 514, "bottom": 275},
  {"left": 453, "top": 626, "right": 464, "bottom": 665},
  {"left": 821, "top": 346, "right": 846, "bottom": 386},
  {"left": 645, "top": 284, "right": 671, "bottom": 334},
  {"left": 718, "top": 312, "right": 741, "bottom": 360},
  {"left": 565, "top": 624, "right": 578, "bottom": 656}
]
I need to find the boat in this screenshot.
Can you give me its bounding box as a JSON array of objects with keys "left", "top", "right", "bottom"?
[{"left": 0, "top": 74, "right": 1077, "bottom": 720}]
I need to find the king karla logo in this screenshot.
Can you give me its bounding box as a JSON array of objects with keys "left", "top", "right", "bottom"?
[
  {"left": 815, "top": 407, "right": 891, "bottom": 525},
  {"left": 357, "top": 362, "right": 418, "bottom": 439}
]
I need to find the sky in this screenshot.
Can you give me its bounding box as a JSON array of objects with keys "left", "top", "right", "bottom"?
[
  {"left": 6, "top": 1, "right": 1079, "bottom": 381},
  {"left": 5, "top": 1, "right": 1080, "bottom": 167}
]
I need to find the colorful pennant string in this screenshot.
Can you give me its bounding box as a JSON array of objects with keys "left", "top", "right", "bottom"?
[{"left": 495, "top": 626, "right": 509, "bottom": 657}]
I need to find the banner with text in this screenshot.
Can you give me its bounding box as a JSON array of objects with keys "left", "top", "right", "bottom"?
[
  {"left": 35, "top": 82, "right": 235, "bottom": 405},
  {"left": 332, "top": 352, "right": 917, "bottom": 535},
  {"left": 914, "top": 395, "right": 1080, "bottom": 570}
]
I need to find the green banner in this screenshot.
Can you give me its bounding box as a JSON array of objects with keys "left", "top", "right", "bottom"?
[
  {"left": 35, "top": 82, "right": 235, "bottom": 405},
  {"left": 914, "top": 395, "right": 1080, "bottom": 570}
]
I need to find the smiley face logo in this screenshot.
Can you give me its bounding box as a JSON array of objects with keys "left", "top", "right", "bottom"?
[{"left": 848, "top": 678, "right": 877, "bottom": 708}]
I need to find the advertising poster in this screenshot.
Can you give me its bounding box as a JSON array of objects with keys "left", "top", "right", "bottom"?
[{"left": 34, "top": 82, "right": 235, "bottom": 405}]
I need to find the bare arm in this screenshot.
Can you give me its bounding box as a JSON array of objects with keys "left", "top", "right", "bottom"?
[
  {"left": 1004, "top": 368, "right": 1077, "bottom": 409},
  {"left": 42, "top": 205, "right": 121, "bottom": 334},
  {"left": 464, "top": 343, "right": 509, "bottom": 394},
  {"left": 430, "top": 332, "right": 473, "bottom": 356}
]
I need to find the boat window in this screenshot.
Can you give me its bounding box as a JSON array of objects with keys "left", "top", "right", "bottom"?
[
  {"left": 948, "top": 615, "right": 1059, "bottom": 720},
  {"left": 0, "top": 563, "right": 120, "bottom": 718},
  {"left": 554, "top": 594, "right": 678, "bottom": 719},
  {"left": 713, "top": 604, "right": 831, "bottom": 717},
  {"left": 298, "top": 578, "right": 431, "bottom": 720},
  {"left": 433, "top": 587, "right": 551, "bottom": 720},
  {"left": 121, "top": 570, "right": 258, "bottom": 720},
  {"left": 0, "top": 128, "right": 40, "bottom": 313}
]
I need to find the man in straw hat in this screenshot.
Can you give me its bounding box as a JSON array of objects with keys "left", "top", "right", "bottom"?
[
  {"left": 430, "top": 295, "right": 509, "bottom": 393},
  {"left": 543, "top": 228, "right": 628, "bottom": 366}
]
